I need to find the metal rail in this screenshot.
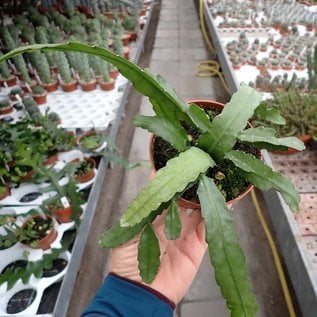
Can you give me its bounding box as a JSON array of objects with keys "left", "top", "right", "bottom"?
[{"left": 203, "top": 1, "right": 317, "bottom": 316}]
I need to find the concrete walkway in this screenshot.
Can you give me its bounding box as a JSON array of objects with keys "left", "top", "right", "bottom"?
[{"left": 117, "top": 0, "right": 290, "bottom": 316}]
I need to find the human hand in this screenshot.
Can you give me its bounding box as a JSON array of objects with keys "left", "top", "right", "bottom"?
[{"left": 109, "top": 208, "right": 207, "bottom": 305}]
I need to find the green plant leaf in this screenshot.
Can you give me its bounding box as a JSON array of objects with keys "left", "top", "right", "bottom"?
[
  {"left": 133, "top": 115, "right": 188, "bottom": 152},
  {"left": 187, "top": 103, "right": 213, "bottom": 133},
  {"left": 225, "top": 150, "right": 300, "bottom": 211},
  {"left": 198, "top": 175, "right": 258, "bottom": 317},
  {"left": 0, "top": 42, "right": 225, "bottom": 144},
  {"left": 0, "top": 237, "right": 74, "bottom": 290},
  {"left": 254, "top": 104, "right": 286, "bottom": 125},
  {"left": 198, "top": 85, "right": 262, "bottom": 160},
  {"left": 164, "top": 199, "right": 181, "bottom": 240},
  {"left": 237, "top": 127, "right": 305, "bottom": 151},
  {"left": 138, "top": 223, "right": 160, "bottom": 284},
  {"left": 120, "top": 147, "right": 214, "bottom": 227},
  {"left": 99, "top": 201, "right": 170, "bottom": 248},
  {"left": 0, "top": 42, "right": 189, "bottom": 119}
]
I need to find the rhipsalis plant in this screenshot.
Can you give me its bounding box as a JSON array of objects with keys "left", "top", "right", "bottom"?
[{"left": 0, "top": 43, "right": 305, "bottom": 317}]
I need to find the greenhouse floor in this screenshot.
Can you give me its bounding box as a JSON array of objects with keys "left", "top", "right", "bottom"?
[{"left": 68, "top": 0, "right": 294, "bottom": 316}]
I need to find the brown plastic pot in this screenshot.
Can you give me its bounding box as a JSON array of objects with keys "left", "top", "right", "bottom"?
[
  {"left": 21, "top": 80, "right": 38, "bottom": 93},
  {"left": 121, "top": 33, "right": 131, "bottom": 46},
  {"left": 0, "top": 183, "right": 10, "bottom": 200},
  {"left": 52, "top": 206, "right": 73, "bottom": 223},
  {"left": 149, "top": 99, "right": 256, "bottom": 210},
  {"left": 77, "top": 130, "right": 103, "bottom": 151},
  {"left": 21, "top": 215, "right": 57, "bottom": 250},
  {"left": 123, "top": 47, "right": 130, "bottom": 59},
  {"left": 74, "top": 157, "right": 96, "bottom": 183},
  {"left": 19, "top": 169, "right": 34, "bottom": 182},
  {"left": 0, "top": 104, "right": 14, "bottom": 115},
  {"left": 43, "top": 153, "right": 58, "bottom": 166},
  {"left": 110, "top": 69, "right": 119, "bottom": 80},
  {"left": 32, "top": 93, "right": 47, "bottom": 105},
  {"left": 2, "top": 75, "right": 17, "bottom": 87},
  {"left": 42, "top": 80, "right": 58, "bottom": 93},
  {"left": 98, "top": 78, "right": 115, "bottom": 91},
  {"left": 126, "top": 31, "right": 137, "bottom": 41},
  {"left": 60, "top": 79, "right": 78, "bottom": 92},
  {"left": 80, "top": 79, "right": 97, "bottom": 92}
]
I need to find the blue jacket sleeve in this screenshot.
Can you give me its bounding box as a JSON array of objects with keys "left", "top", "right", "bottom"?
[{"left": 81, "top": 274, "right": 174, "bottom": 317}]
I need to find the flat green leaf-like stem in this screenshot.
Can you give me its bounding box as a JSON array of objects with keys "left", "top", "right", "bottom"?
[
  {"left": 99, "top": 201, "right": 170, "bottom": 248},
  {"left": 225, "top": 150, "right": 300, "bottom": 211},
  {"left": 198, "top": 175, "right": 258, "bottom": 317},
  {"left": 198, "top": 85, "right": 262, "bottom": 160},
  {"left": 164, "top": 199, "right": 181, "bottom": 240},
  {"left": 254, "top": 104, "right": 286, "bottom": 125},
  {"left": 0, "top": 42, "right": 189, "bottom": 120},
  {"left": 138, "top": 224, "right": 160, "bottom": 284},
  {"left": 120, "top": 147, "right": 214, "bottom": 227},
  {"left": 238, "top": 127, "right": 305, "bottom": 151},
  {"left": 133, "top": 115, "right": 188, "bottom": 152}
]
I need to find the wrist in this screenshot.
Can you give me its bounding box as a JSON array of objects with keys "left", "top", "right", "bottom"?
[{"left": 109, "top": 272, "right": 176, "bottom": 310}]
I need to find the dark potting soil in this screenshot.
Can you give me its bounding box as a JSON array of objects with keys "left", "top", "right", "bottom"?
[
  {"left": 42, "top": 258, "right": 68, "bottom": 278},
  {"left": 152, "top": 113, "right": 258, "bottom": 202},
  {"left": 1, "top": 260, "right": 27, "bottom": 274},
  {"left": 37, "top": 281, "right": 62, "bottom": 314},
  {"left": 6, "top": 289, "right": 37, "bottom": 314},
  {"left": 19, "top": 191, "right": 42, "bottom": 203},
  {"left": 20, "top": 217, "right": 53, "bottom": 244}
]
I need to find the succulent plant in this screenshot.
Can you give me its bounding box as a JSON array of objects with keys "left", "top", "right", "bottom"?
[
  {"left": 9, "top": 87, "right": 22, "bottom": 96},
  {"left": 307, "top": 45, "right": 317, "bottom": 92},
  {"left": 30, "top": 52, "right": 53, "bottom": 84},
  {"left": 53, "top": 52, "right": 73, "bottom": 84},
  {"left": 35, "top": 27, "right": 55, "bottom": 67},
  {"left": 0, "top": 52, "right": 12, "bottom": 80},
  {"left": 113, "top": 34, "right": 123, "bottom": 57},
  {"left": 32, "top": 85, "right": 45, "bottom": 95},
  {"left": 122, "top": 15, "right": 137, "bottom": 31},
  {"left": 0, "top": 98, "right": 10, "bottom": 108}
]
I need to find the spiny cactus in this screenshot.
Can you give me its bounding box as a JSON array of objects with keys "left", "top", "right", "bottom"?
[
  {"left": 35, "top": 26, "right": 55, "bottom": 67},
  {"left": 1, "top": 28, "right": 32, "bottom": 84},
  {"left": 53, "top": 51, "right": 73, "bottom": 84},
  {"left": 113, "top": 34, "right": 123, "bottom": 56},
  {"left": 76, "top": 53, "right": 93, "bottom": 83},
  {"left": 30, "top": 52, "right": 53, "bottom": 84},
  {"left": 0, "top": 52, "right": 12, "bottom": 80},
  {"left": 21, "top": 27, "right": 36, "bottom": 44},
  {"left": 307, "top": 45, "right": 317, "bottom": 92},
  {"left": 1, "top": 27, "right": 17, "bottom": 50},
  {"left": 49, "top": 24, "right": 64, "bottom": 43}
]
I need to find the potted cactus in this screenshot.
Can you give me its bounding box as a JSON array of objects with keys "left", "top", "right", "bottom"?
[
  {"left": 253, "top": 90, "right": 317, "bottom": 153},
  {"left": 74, "top": 52, "right": 97, "bottom": 91},
  {"left": 73, "top": 157, "right": 96, "bottom": 183},
  {"left": 53, "top": 51, "right": 77, "bottom": 92},
  {"left": 0, "top": 52, "right": 17, "bottom": 87},
  {"left": 9, "top": 87, "right": 24, "bottom": 101},
  {"left": 32, "top": 85, "right": 47, "bottom": 105},
  {"left": 122, "top": 14, "right": 138, "bottom": 41},
  {"left": 0, "top": 98, "right": 13, "bottom": 115},
  {"left": 30, "top": 52, "right": 58, "bottom": 92},
  {"left": 0, "top": 178, "right": 9, "bottom": 201},
  {"left": 0, "top": 42, "right": 305, "bottom": 317},
  {"left": 1, "top": 29, "right": 34, "bottom": 89},
  {"left": 3, "top": 214, "right": 57, "bottom": 250}
]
